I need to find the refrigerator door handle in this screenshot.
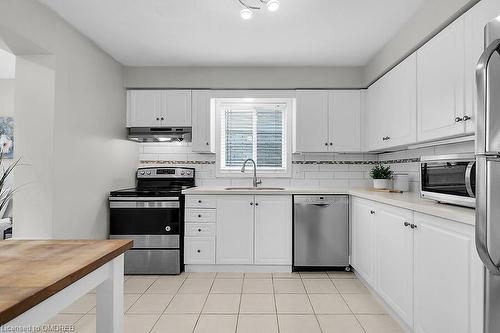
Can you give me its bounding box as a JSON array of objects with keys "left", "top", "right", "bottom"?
[
  {"left": 476, "top": 157, "right": 500, "bottom": 275},
  {"left": 465, "top": 161, "right": 475, "bottom": 198},
  {"left": 476, "top": 39, "right": 500, "bottom": 153}
]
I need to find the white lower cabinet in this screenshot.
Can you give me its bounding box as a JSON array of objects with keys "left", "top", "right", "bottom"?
[
  {"left": 375, "top": 204, "right": 414, "bottom": 327},
  {"left": 184, "top": 238, "right": 215, "bottom": 264},
  {"left": 216, "top": 195, "right": 255, "bottom": 264},
  {"left": 413, "top": 213, "right": 483, "bottom": 333},
  {"left": 184, "top": 194, "right": 292, "bottom": 267},
  {"left": 254, "top": 195, "right": 292, "bottom": 265},
  {"left": 351, "top": 198, "right": 483, "bottom": 333},
  {"left": 352, "top": 198, "right": 375, "bottom": 285}
]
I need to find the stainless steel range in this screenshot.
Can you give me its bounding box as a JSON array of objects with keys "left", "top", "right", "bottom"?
[{"left": 109, "top": 167, "right": 195, "bottom": 274}]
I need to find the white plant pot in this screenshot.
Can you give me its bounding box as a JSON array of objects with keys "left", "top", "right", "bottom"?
[{"left": 373, "top": 179, "right": 391, "bottom": 190}]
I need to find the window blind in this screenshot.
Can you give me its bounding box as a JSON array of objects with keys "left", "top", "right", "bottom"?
[{"left": 220, "top": 104, "right": 285, "bottom": 170}]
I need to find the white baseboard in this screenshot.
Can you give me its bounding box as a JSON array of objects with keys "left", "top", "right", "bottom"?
[{"left": 185, "top": 265, "right": 292, "bottom": 273}]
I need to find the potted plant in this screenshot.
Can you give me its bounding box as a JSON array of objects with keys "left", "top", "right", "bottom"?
[{"left": 369, "top": 164, "right": 393, "bottom": 189}]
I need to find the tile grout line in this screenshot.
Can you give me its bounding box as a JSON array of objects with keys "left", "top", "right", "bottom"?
[
  {"left": 191, "top": 274, "right": 216, "bottom": 333},
  {"left": 328, "top": 273, "right": 368, "bottom": 333},
  {"left": 146, "top": 275, "right": 185, "bottom": 333},
  {"left": 272, "top": 273, "right": 280, "bottom": 333},
  {"left": 299, "top": 273, "right": 325, "bottom": 333}
]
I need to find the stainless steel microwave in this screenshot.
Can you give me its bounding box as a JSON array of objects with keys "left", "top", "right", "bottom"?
[{"left": 420, "top": 154, "right": 476, "bottom": 208}]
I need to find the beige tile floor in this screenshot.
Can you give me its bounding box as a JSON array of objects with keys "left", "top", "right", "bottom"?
[{"left": 47, "top": 271, "right": 405, "bottom": 333}]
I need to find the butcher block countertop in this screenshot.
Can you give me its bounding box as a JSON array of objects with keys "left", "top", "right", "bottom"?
[{"left": 0, "top": 240, "right": 132, "bottom": 326}]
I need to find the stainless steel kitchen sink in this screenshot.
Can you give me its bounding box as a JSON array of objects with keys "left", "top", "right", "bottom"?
[{"left": 224, "top": 187, "right": 285, "bottom": 191}]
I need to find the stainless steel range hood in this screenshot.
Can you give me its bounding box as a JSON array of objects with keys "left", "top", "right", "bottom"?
[{"left": 127, "top": 127, "right": 192, "bottom": 143}]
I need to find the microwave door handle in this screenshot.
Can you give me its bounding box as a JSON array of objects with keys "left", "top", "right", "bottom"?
[
  {"left": 465, "top": 161, "right": 475, "bottom": 198},
  {"left": 476, "top": 39, "right": 500, "bottom": 154}
]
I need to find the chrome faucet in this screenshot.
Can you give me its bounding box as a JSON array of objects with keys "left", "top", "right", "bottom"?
[{"left": 241, "top": 158, "right": 262, "bottom": 188}]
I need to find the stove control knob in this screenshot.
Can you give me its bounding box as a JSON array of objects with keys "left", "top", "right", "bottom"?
[
  {"left": 165, "top": 226, "right": 171, "bottom": 232},
  {"left": 140, "top": 171, "right": 145, "bottom": 175},
  {"left": 146, "top": 171, "right": 151, "bottom": 175},
  {"left": 180, "top": 171, "right": 185, "bottom": 175},
  {"left": 186, "top": 170, "right": 192, "bottom": 175}
]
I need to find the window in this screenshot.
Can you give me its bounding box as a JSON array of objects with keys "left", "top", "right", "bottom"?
[{"left": 216, "top": 99, "right": 292, "bottom": 176}]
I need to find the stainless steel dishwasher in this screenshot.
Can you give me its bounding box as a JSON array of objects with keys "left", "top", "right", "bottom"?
[{"left": 293, "top": 195, "right": 349, "bottom": 270}]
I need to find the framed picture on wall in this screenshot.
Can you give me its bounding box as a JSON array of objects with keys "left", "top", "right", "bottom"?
[{"left": 0, "top": 117, "right": 14, "bottom": 159}]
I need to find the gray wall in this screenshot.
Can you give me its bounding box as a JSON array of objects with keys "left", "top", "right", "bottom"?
[
  {"left": 124, "top": 66, "right": 364, "bottom": 89},
  {"left": 363, "top": 0, "right": 480, "bottom": 86},
  {"left": 0, "top": 0, "right": 138, "bottom": 239}
]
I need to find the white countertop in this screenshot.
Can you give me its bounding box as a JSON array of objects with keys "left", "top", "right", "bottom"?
[{"left": 183, "top": 187, "right": 476, "bottom": 226}]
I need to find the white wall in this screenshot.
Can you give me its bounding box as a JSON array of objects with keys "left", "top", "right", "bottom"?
[
  {"left": 124, "top": 66, "right": 364, "bottom": 89},
  {"left": 0, "top": 79, "right": 14, "bottom": 116},
  {"left": 363, "top": 0, "right": 479, "bottom": 85},
  {"left": 0, "top": 0, "right": 138, "bottom": 239}
]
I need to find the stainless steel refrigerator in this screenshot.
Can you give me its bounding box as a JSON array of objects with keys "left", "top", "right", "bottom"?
[{"left": 476, "top": 14, "right": 500, "bottom": 333}]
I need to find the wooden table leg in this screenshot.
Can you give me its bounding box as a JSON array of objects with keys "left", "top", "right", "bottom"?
[{"left": 96, "top": 254, "right": 124, "bottom": 333}]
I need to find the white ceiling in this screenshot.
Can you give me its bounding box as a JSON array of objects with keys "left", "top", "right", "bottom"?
[{"left": 39, "top": 0, "right": 426, "bottom": 67}]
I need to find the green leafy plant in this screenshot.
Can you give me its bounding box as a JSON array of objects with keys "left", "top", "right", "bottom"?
[{"left": 369, "top": 164, "right": 393, "bottom": 180}]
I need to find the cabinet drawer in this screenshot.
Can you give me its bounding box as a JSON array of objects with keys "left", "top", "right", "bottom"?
[
  {"left": 185, "top": 195, "right": 216, "bottom": 208},
  {"left": 185, "top": 209, "right": 216, "bottom": 223},
  {"left": 184, "top": 237, "right": 215, "bottom": 264},
  {"left": 185, "top": 223, "right": 216, "bottom": 237}
]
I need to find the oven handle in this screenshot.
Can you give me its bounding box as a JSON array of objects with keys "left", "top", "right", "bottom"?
[
  {"left": 110, "top": 201, "right": 180, "bottom": 209},
  {"left": 465, "top": 161, "right": 475, "bottom": 198},
  {"left": 109, "top": 196, "right": 179, "bottom": 201}
]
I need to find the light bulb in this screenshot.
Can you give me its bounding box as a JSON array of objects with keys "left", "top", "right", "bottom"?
[
  {"left": 267, "top": 0, "right": 280, "bottom": 12},
  {"left": 240, "top": 8, "right": 253, "bottom": 20}
]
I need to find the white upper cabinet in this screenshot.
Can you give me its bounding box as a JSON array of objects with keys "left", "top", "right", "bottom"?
[
  {"left": 295, "top": 90, "right": 330, "bottom": 152},
  {"left": 464, "top": 0, "right": 500, "bottom": 134},
  {"left": 191, "top": 90, "right": 214, "bottom": 153},
  {"left": 364, "top": 54, "right": 417, "bottom": 151},
  {"left": 296, "top": 90, "right": 361, "bottom": 153},
  {"left": 127, "top": 90, "right": 163, "bottom": 127},
  {"left": 329, "top": 90, "right": 361, "bottom": 152},
  {"left": 126, "top": 89, "right": 192, "bottom": 127},
  {"left": 164, "top": 90, "right": 192, "bottom": 126},
  {"left": 254, "top": 195, "right": 292, "bottom": 265},
  {"left": 417, "top": 17, "right": 466, "bottom": 142}
]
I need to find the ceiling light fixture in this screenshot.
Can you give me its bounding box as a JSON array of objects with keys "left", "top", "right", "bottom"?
[{"left": 237, "top": 0, "right": 280, "bottom": 20}]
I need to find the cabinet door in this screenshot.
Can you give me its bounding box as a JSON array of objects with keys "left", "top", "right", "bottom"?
[
  {"left": 192, "top": 90, "right": 214, "bottom": 152},
  {"left": 417, "top": 17, "right": 466, "bottom": 142},
  {"left": 126, "top": 90, "right": 162, "bottom": 127},
  {"left": 413, "top": 213, "right": 483, "bottom": 333},
  {"left": 364, "top": 81, "right": 386, "bottom": 151},
  {"left": 254, "top": 195, "right": 292, "bottom": 265},
  {"left": 163, "top": 90, "right": 192, "bottom": 126},
  {"left": 375, "top": 205, "right": 414, "bottom": 327},
  {"left": 329, "top": 90, "right": 361, "bottom": 152},
  {"left": 464, "top": 0, "right": 500, "bottom": 134},
  {"left": 216, "top": 195, "right": 254, "bottom": 264},
  {"left": 383, "top": 54, "right": 417, "bottom": 147},
  {"left": 295, "top": 90, "right": 329, "bottom": 152},
  {"left": 351, "top": 198, "right": 375, "bottom": 285}
]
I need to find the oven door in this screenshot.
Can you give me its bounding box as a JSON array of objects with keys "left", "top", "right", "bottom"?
[
  {"left": 109, "top": 200, "right": 180, "bottom": 236},
  {"left": 420, "top": 158, "right": 476, "bottom": 207}
]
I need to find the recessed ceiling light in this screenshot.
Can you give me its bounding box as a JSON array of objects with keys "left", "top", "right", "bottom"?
[
  {"left": 267, "top": 0, "right": 280, "bottom": 12},
  {"left": 238, "top": 0, "right": 280, "bottom": 19},
  {"left": 240, "top": 8, "right": 253, "bottom": 20}
]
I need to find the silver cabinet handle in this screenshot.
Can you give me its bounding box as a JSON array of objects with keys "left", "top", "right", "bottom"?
[
  {"left": 161, "top": 117, "right": 164, "bottom": 120},
  {"left": 455, "top": 117, "right": 463, "bottom": 122},
  {"left": 462, "top": 115, "right": 471, "bottom": 121},
  {"left": 198, "top": 200, "right": 202, "bottom": 203},
  {"left": 255, "top": 202, "right": 259, "bottom": 206},
  {"left": 250, "top": 202, "right": 253, "bottom": 206},
  {"left": 324, "top": 142, "right": 328, "bottom": 146},
  {"left": 403, "top": 221, "right": 410, "bottom": 227},
  {"left": 197, "top": 249, "right": 201, "bottom": 253},
  {"left": 156, "top": 117, "right": 160, "bottom": 121},
  {"left": 206, "top": 142, "right": 209, "bottom": 145},
  {"left": 370, "top": 210, "right": 375, "bottom": 215},
  {"left": 410, "top": 224, "right": 417, "bottom": 229},
  {"left": 165, "top": 226, "right": 171, "bottom": 232},
  {"left": 475, "top": 40, "right": 500, "bottom": 275},
  {"left": 198, "top": 228, "right": 202, "bottom": 232},
  {"left": 198, "top": 214, "right": 202, "bottom": 218}
]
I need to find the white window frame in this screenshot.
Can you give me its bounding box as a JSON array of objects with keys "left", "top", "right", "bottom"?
[{"left": 215, "top": 98, "right": 293, "bottom": 178}]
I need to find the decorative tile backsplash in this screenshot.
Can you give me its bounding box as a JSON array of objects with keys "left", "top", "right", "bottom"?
[{"left": 138, "top": 140, "right": 474, "bottom": 191}]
